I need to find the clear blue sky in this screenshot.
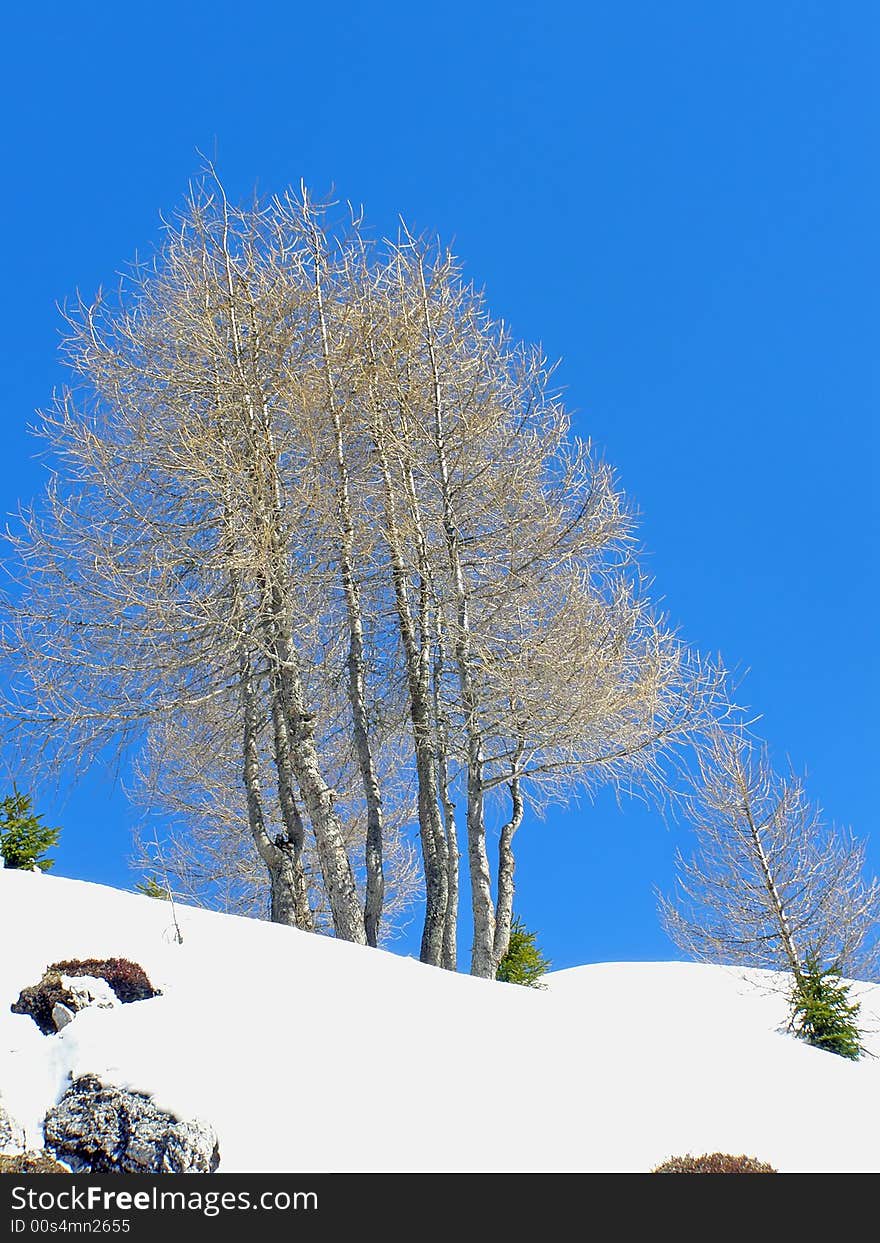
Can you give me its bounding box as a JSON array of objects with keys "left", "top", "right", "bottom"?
[{"left": 0, "top": 2, "right": 876, "bottom": 969}]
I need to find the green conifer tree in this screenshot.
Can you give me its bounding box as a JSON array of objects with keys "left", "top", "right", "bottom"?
[
  {"left": 0, "top": 791, "right": 60, "bottom": 872},
  {"left": 496, "top": 916, "right": 551, "bottom": 988},
  {"left": 789, "top": 957, "right": 864, "bottom": 1060}
]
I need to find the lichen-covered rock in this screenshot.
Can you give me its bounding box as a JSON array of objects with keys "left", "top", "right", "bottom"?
[
  {"left": 0, "top": 1098, "right": 26, "bottom": 1155},
  {"left": 44, "top": 1076, "right": 219, "bottom": 1174}
]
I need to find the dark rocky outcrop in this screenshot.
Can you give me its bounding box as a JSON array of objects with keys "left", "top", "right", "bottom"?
[{"left": 44, "top": 1076, "right": 219, "bottom": 1174}]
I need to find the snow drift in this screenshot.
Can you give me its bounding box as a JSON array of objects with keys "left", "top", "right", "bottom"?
[{"left": 1, "top": 868, "right": 878, "bottom": 1173}]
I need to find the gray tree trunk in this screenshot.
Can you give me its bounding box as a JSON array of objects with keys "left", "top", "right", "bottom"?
[
  {"left": 417, "top": 262, "right": 495, "bottom": 976},
  {"left": 269, "top": 677, "right": 314, "bottom": 931},
  {"left": 240, "top": 654, "right": 297, "bottom": 927},
  {"left": 369, "top": 397, "right": 449, "bottom": 965},
  {"left": 217, "top": 190, "right": 366, "bottom": 946},
  {"left": 492, "top": 770, "right": 524, "bottom": 969},
  {"left": 311, "top": 241, "right": 386, "bottom": 946},
  {"left": 270, "top": 591, "right": 367, "bottom": 945},
  {"left": 434, "top": 617, "right": 459, "bottom": 971},
  {"left": 743, "top": 799, "right": 802, "bottom": 980}
]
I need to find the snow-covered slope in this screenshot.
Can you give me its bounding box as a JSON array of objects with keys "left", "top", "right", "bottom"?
[{"left": 1, "top": 868, "right": 878, "bottom": 1172}]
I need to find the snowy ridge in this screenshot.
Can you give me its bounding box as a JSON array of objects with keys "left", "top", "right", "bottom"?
[{"left": 1, "top": 868, "right": 878, "bottom": 1173}]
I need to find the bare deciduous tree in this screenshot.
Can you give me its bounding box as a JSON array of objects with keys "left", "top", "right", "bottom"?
[
  {"left": 1, "top": 169, "right": 723, "bottom": 973},
  {"left": 0, "top": 176, "right": 368, "bottom": 942},
  {"left": 659, "top": 726, "right": 880, "bottom": 982},
  {"left": 347, "top": 238, "right": 725, "bottom": 975}
]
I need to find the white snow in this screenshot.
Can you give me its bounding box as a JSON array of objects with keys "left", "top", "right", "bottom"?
[{"left": 1, "top": 867, "right": 878, "bottom": 1172}]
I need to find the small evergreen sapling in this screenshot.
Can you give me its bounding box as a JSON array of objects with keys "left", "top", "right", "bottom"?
[
  {"left": 789, "top": 958, "right": 864, "bottom": 1061},
  {"left": 135, "top": 876, "right": 172, "bottom": 900},
  {"left": 496, "top": 916, "right": 551, "bottom": 988},
  {"left": 0, "top": 791, "right": 60, "bottom": 872}
]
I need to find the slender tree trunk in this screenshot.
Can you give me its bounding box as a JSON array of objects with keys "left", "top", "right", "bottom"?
[
  {"left": 269, "top": 675, "right": 314, "bottom": 931},
  {"left": 741, "top": 791, "right": 802, "bottom": 981},
  {"left": 492, "top": 764, "right": 524, "bottom": 969},
  {"left": 217, "top": 187, "right": 366, "bottom": 945},
  {"left": 310, "top": 231, "right": 385, "bottom": 946},
  {"left": 416, "top": 260, "right": 494, "bottom": 976},
  {"left": 218, "top": 381, "right": 308, "bottom": 932},
  {"left": 240, "top": 653, "right": 299, "bottom": 926},
  {"left": 434, "top": 613, "right": 459, "bottom": 971},
  {"left": 368, "top": 391, "right": 449, "bottom": 965},
  {"left": 393, "top": 381, "right": 458, "bottom": 970},
  {"left": 218, "top": 443, "right": 311, "bottom": 930},
  {"left": 269, "top": 590, "right": 366, "bottom": 944},
  {"left": 440, "top": 781, "right": 459, "bottom": 972},
  {"left": 465, "top": 752, "right": 495, "bottom": 978}
]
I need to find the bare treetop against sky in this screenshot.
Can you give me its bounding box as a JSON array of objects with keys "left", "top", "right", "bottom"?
[{"left": 0, "top": 3, "right": 875, "bottom": 969}]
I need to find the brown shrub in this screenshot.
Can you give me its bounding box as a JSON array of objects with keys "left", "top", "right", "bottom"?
[
  {"left": 11, "top": 958, "right": 159, "bottom": 1033},
  {"left": 0, "top": 1152, "right": 69, "bottom": 1174},
  {"left": 652, "top": 1152, "right": 778, "bottom": 1173},
  {"left": 50, "top": 959, "right": 157, "bottom": 1005}
]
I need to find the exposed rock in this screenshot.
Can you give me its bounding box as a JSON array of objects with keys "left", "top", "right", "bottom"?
[
  {"left": 44, "top": 1076, "right": 219, "bottom": 1174},
  {"left": 51, "top": 1002, "right": 76, "bottom": 1032},
  {"left": 12, "top": 971, "right": 77, "bottom": 1035},
  {"left": 0, "top": 1098, "right": 26, "bottom": 1155},
  {"left": 12, "top": 971, "right": 117, "bottom": 1035}
]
